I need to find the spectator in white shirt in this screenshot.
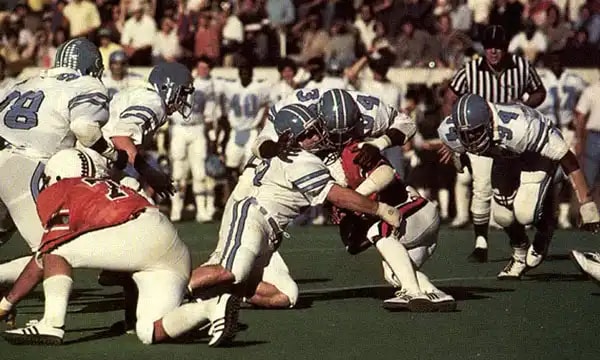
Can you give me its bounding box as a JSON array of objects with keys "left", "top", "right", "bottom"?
[
  {"left": 152, "top": 17, "right": 182, "bottom": 64},
  {"left": 354, "top": 4, "right": 377, "bottom": 52},
  {"left": 220, "top": 1, "right": 244, "bottom": 67},
  {"left": 508, "top": 21, "right": 548, "bottom": 64},
  {"left": 120, "top": 2, "right": 156, "bottom": 66}
]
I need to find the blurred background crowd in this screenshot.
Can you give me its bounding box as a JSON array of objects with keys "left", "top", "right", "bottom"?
[
  {"left": 0, "top": 0, "right": 599, "bottom": 76},
  {"left": 0, "top": 0, "right": 598, "bottom": 226}
]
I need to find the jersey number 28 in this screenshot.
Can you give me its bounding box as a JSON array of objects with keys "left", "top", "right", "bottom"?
[{"left": 0, "top": 90, "right": 45, "bottom": 130}]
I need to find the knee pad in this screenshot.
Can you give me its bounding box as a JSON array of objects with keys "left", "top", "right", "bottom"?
[
  {"left": 514, "top": 172, "right": 552, "bottom": 225},
  {"left": 492, "top": 200, "right": 514, "bottom": 228},
  {"left": 136, "top": 320, "right": 154, "bottom": 345}
]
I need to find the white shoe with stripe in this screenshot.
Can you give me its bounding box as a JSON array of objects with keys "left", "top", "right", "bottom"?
[
  {"left": 3, "top": 323, "right": 64, "bottom": 345},
  {"left": 424, "top": 291, "right": 457, "bottom": 312},
  {"left": 208, "top": 294, "right": 240, "bottom": 347},
  {"left": 571, "top": 250, "right": 600, "bottom": 286}
]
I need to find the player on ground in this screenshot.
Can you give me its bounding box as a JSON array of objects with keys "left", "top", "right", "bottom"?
[
  {"left": 438, "top": 94, "right": 600, "bottom": 279},
  {"left": 0, "top": 38, "right": 127, "bottom": 285},
  {"left": 169, "top": 57, "right": 220, "bottom": 223},
  {"left": 0, "top": 149, "right": 237, "bottom": 347},
  {"left": 186, "top": 104, "right": 403, "bottom": 321},
  {"left": 329, "top": 141, "right": 456, "bottom": 311}
]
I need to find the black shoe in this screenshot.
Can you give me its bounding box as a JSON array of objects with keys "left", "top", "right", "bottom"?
[{"left": 467, "top": 248, "right": 488, "bottom": 263}]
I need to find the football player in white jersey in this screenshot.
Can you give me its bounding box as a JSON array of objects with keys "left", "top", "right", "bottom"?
[
  {"left": 101, "top": 62, "right": 195, "bottom": 198},
  {"left": 438, "top": 94, "right": 600, "bottom": 278},
  {"left": 101, "top": 50, "right": 144, "bottom": 99},
  {"left": 169, "top": 57, "right": 220, "bottom": 223},
  {"left": 218, "top": 60, "right": 271, "bottom": 194},
  {"left": 268, "top": 57, "right": 298, "bottom": 106},
  {"left": 187, "top": 104, "right": 402, "bottom": 323},
  {"left": 0, "top": 37, "right": 126, "bottom": 259},
  {"left": 537, "top": 52, "right": 587, "bottom": 229}
]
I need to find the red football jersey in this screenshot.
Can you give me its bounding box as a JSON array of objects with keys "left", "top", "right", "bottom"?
[
  {"left": 339, "top": 141, "right": 392, "bottom": 194},
  {"left": 36, "top": 177, "right": 154, "bottom": 253}
]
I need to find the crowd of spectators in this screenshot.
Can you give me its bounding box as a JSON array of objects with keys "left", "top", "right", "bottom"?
[{"left": 0, "top": 0, "right": 599, "bottom": 77}]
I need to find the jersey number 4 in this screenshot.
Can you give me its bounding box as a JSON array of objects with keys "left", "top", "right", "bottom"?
[{"left": 0, "top": 90, "right": 45, "bottom": 130}]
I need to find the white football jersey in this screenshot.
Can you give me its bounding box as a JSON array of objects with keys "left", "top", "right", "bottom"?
[
  {"left": 256, "top": 88, "right": 415, "bottom": 158},
  {"left": 217, "top": 78, "right": 271, "bottom": 131},
  {"left": 438, "top": 102, "right": 569, "bottom": 161},
  {"left": 537, "top": 70, "right": 587, "bottom": 126},
  {"left": 171, "top": 76, "right": 219, "bottom": 126},
  {"left": 0, "top": 67, "right": 109, "bottom": 159},
  {"left": 102, "top": 72, "right": 145, "bottom": 99},
  {"left": 358, "top": 79, "right": 402, "bottom": 111},
  {"left": 102, "top": 85, "right": 166, "bottom": 145},
  {"left": 232, "top": 151, "right": 336, "bottom": 228}
]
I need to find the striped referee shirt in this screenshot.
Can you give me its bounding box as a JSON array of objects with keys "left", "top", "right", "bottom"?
[{"left": 449, "top": 54, "right": 544, "bottom": 103}]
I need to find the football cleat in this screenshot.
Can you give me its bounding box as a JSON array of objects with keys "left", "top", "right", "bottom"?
[
  {"left": 382, "top": 289, "right": 411, "bottom": 310},
  {"left": 208, "top": 294, "right": 240, "bottom": 347},
  {"left": 424, "top": 291, "right": 457, "bottom": 312},
  {"left": 570, "top": 250, "right": 600, "bottom": 286},
  {"left": 497, "top": 256, "right": 527, "bottom": 280},
  {"left": 3, "top": 323, "right": 64, "bottom": 345},
  {"left": 449, "top": 217, "right": 469, "bottom": 229},
  {"left": 526, "top": 244, "right": 547, "bottom": 268},
  {"left": 467, "top": 247, "right": 488, "bottom": 263}
]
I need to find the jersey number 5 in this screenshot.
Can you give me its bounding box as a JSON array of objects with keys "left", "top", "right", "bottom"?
[{"left": 0, "top": 90, "right": 45, "bottom": 130}]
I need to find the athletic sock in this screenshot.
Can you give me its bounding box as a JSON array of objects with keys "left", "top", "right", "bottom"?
[
  {"left": 162, "top": 302, "right": 211, "bottom": 339},
  {"left": 375, "top": 237, "right": 421, "bottom": 294},
  {"left": 42, "top": 275, "right": 72, "bottom": 328}
]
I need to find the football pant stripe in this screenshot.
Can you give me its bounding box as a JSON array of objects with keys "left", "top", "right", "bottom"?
[
  {"left": 219, "top": 200, "right": 242, "bottom": 264},
  {"left": 532, "top": 171, "right": 553, "bottom": 223},
  {"left": 224, "top": 199, "right": 252, "bottom": 271}
]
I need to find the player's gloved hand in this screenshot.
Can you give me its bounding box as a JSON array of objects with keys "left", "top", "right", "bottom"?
[
  {"left": 276, "top": 130, "right": 300, "bottom": 163},
  {"left": 376, "top": 202, "right": 401, "bottom": 227},
  {"left": 353, "top": 143, "right": 383, "bottom": 170},
  {"left": 133, "top": 154, "right": 175, "bottom": 198},
  {"left": 579, "top": 201, "right": 600, "bottom": 233}
]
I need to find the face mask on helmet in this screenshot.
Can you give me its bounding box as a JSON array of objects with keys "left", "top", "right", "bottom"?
[
  {"left": 163, "top": 83, "right": 195, "bottom": 117},
  {"left": 297, "top": 116, "right": 333, "bottom": 153},
  {"left": 458, "top": 124, "right": 492, "bottom": 154}
]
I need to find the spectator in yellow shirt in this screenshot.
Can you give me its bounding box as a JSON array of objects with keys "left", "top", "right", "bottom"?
[
  {"left": 98, "top": 28, "right": 123, "bottom": 69},
  {"left": 63, "top": 0, "right": 101, "bottom": 38}
]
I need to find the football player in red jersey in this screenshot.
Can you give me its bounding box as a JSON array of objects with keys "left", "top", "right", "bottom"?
[
  {"left": 0, "top": 149, "right": 239, "bottom": 347},
  {"left": 330, "top": 141, "right": 456, "bottom": 312}
]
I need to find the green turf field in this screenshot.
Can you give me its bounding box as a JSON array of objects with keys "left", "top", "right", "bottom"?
[{"left": 0, "top": 224, "right": 598, "bottom": 360}]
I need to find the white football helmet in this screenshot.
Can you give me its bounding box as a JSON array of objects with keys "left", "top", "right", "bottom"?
[{"left": 44, "top": 148, "right": 96, "bottom": 187}]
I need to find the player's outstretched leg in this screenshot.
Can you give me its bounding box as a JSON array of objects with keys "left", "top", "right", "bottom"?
[{"left": 571, "top": 250, "right": 600, "bottom": 286}]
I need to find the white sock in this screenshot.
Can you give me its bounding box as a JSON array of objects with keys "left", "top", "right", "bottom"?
[
  {"left": 438, "top": 189, "right": 450, "bottom": 219},
  {"left": 454, "top": 180, "right": 470, "bottom": 220},
  {"left": 0, "top": 297, "right": 13, "bottom": 312},
  {"left": 558, "top": 203, "right": 570, "bottom": 221},
  {"left": 416, "top": 271, "right": 438, "bottom": 293},
  {"left": 42, "top": 275, "right": 72, "bottom": 328},
  {"left": 475, "top": 236, "right": 488, "bottom": 249},
  {"left": 375, "top": 237, "right": 421, "bottom": 294},
  {"left": 0, "top": 256, "right": 32, "bottom": 284},
  {"left": 513, "top": 247, "right": 527, "bottom": 261},
  {"left": 170, "top": 194, "right": 184, "bottom": 218},
  {"left": 162, "top": 302, "right": 210, "bottom": 339}
]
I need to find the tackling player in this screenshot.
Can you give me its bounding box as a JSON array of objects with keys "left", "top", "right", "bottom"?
[
  {"left": 186, "top": 104, "right": 402, "bottom": 330},
  {"left": 438, "top": 94, "right": 600, "bottom": 279}
]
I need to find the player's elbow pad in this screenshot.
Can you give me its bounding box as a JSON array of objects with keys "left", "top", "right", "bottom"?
[{"left": 71, "top": 120, "right": 102, "bottom": 147}]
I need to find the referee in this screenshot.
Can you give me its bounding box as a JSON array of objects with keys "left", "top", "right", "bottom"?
[{"left": 443, "top": 25, "right": 547, "bottom": 263}]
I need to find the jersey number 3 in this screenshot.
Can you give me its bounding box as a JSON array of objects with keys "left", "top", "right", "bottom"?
[{"left": 0, "top": 90, "right": 45, "bottom": 130}]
